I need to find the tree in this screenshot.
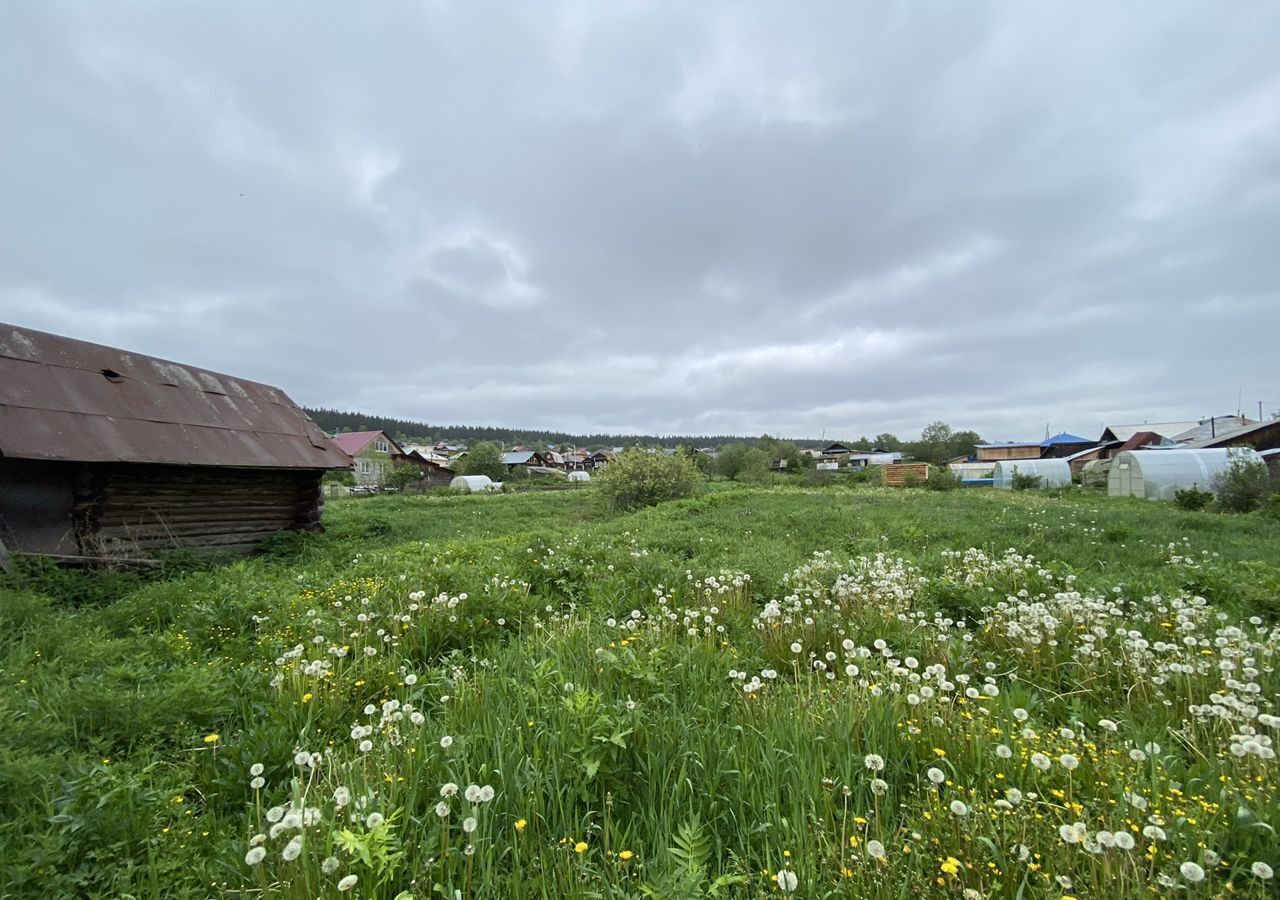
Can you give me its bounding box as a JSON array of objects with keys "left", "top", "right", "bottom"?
[
  {"left": 873, "top": 433, "right": 902, "bottom": 451},
  {"left": 737, "top": 447, "right": 771, "bottom": 483},
  {"left": 755, "top": 434, "right": 805, "bottom": 472},
  {"left": 597, "top": 449, "right": 702, "bottom": 511},
  {"left": 714, "top": 443, "right": 750, "bottom": 480},
  {"left": 459, "top": 442, "right": 506, "bottom": 482},
  {"left": 677, "top": 444, "right": 712, "bottom": 474},
  {"left": 381, "top": 462, "right": 424, "bottom": 492}
]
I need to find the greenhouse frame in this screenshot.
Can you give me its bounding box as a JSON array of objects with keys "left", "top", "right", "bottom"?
[
  {"left": 1107, "top": 448, "right": 1264, "bottom": 500},
  {"left": 991, "top": 458, "right": 1072, "bottom": 489}
]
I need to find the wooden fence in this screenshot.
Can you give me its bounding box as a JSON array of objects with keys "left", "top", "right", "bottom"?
[{"left": 881, "top": 463, "right": 931, "bottom": 486}]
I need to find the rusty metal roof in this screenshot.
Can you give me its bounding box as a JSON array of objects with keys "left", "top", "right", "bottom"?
[{"left": 0, "top": 323, "right": 351, "bottom": 469}]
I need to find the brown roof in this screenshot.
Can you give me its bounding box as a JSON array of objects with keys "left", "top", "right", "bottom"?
[
  {"left": 1117, "top": 431, "right": 1167, "bottom": 452},
  {"left": 0, "top": 323, "right": 350, "bottom": 469}
]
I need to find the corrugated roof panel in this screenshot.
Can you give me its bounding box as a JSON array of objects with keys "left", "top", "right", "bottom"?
[{"left": 0, "top": 324, "right": 349, "bottom": 469}]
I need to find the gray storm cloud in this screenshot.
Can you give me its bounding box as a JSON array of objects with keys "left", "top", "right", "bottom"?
[{"left": 2, "top": 1, "right": 1277, "bottom": 441}]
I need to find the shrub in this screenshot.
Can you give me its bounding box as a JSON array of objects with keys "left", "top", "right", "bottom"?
[
  {"left": 901, "top": 471, "right": 923, "bottom": 489},
  {"left": 1174, "top": 486, "right": 1214, "bottom": 511},
  {"left": 1011, "top": 471, "right": 1043, "bottom": 491},
  {"left": 597, "top": 449, "right": 702, "bottom": 511},
  {"left": 1261, "top": 493, "right": 1280, "bottom": 520},
  {"left": 1212, "top": 454, "right": 1272, "bottom": 513},
  {"left": 926, "top": 467, "right": 962, "bottom": 491}
]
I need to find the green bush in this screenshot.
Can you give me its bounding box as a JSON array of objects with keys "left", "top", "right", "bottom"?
[
  {"left": 1011, "top": 471, "right": 1043, "bottom": 491},
  {"left": 1174, "top": 486, "right": 1214, "bottom": 511},
  {"left": 597, "top": 449, "right": 702, "bottom": 511},
  {"left": 1212, "top": 454, "right": 1272, "bottom": 513},
  {"left": 926, "top": 467, "right": 962, "bottom": 491}
]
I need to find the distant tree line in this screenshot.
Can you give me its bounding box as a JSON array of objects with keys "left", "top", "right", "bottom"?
[
  {"left": 304, "top": 408, "right": 983, "bottom": 462},
  {"left": 303, "top": 407, "right": 827, "bottom": 450}
]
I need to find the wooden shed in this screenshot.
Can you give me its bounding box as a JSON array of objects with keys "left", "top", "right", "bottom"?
[{"left": 0, "top": 324, "right": 351, "bottom": 562}]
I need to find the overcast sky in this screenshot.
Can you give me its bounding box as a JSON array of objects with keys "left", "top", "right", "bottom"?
[{"left": 2, "top": 2, "right": 1278, "bottom": 441}]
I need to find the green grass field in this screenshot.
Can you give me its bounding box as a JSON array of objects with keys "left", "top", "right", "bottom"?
[{"left": 2, "top": 484, "right": 1278, "bottom": 898}]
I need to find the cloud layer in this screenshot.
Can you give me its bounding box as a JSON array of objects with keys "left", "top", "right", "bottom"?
[{"left": 3, "top": 2, "right": 1278, "bottom": 441}]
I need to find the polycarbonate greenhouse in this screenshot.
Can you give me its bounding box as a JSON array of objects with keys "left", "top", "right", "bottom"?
[
  {"left": 449, "top": 474, "right": 501, "bottom": 493},
  {"left": 991, "top": 458, "right": 1072, "bottom": 489},
  {"left": 1107, "top": 448, "right": 1263, "bottom": 500}
]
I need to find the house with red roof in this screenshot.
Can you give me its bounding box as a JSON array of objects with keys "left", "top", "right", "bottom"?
[{"left": 332, "top": 430, "right": 403, "bottom": 487}]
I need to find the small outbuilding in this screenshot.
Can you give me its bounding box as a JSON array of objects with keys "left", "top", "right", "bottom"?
[
  {"left": 449, "top": 475, "right": 502, "bottom": 493},
  {"left": 1107, "top": 448, "right": 1264, "bottom": 500},
  {"left": 0, "top": 324, "right": 350, "bottom": 561},
  {"left": 992, "top": 458, "right": 1072, "bottom": 489}
]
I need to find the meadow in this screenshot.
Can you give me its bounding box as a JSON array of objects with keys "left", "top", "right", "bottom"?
[{"left": 1, "top": 483, "right": 1278, "bottom": 898}]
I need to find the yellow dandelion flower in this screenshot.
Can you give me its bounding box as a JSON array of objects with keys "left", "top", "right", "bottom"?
[
  {"left": 619, "top": 850, "right": 634, "bottom": 861},
  {"left": 203, "top": 733, "right": 220, "bottom": 744},
  {"left": 575, "top": 841, "right": 589, "bottom": 853},
  {"left": 515, "top": 819, "right": 527, "bottom": 832}
]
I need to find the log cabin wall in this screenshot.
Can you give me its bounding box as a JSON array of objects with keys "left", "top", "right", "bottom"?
[{"left": 73, "top": 463, "right": 325, "bottom": 557}]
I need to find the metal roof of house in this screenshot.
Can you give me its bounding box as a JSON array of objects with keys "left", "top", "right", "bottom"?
[
  {"left": 502, "top": 451, "right": 539, "bottom": 465},
  {"left": 1101, "top": 421, "right": 1200, "bottom": 443},
  {"left": 975, "top": 441, "right": 1042, "bottom": 449},
  {"left": 1185, "top": 418, "right": 1280, "bottom": 450},
  {"left": 1041, "top": 432, "right": 1091, "bottom": 445},
  {"left": 0, "top": 323, "right": 349, "bottom": 469},
  {"left": 1171, "top": 416, "right": 1255, "bottom": 445},
  {"left": 332, "top": 430, "right": 401, "bottom": 457}
]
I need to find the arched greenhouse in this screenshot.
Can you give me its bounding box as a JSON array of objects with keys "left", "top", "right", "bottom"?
[
  {"left": 1107, "top": 448, "right": 1263, "bottom": 500},
  {"left": 449, "top": 475, "right": 501, "bottom": 493},
  {"left": 991, "top": 458, "right": 1072, "bottom": 489}
]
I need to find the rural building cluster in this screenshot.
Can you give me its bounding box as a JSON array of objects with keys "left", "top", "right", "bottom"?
[{"left": 1, "top": 322, "right": 1276, "bottom": 565}]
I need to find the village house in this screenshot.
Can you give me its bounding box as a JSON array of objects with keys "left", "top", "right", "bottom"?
[
  {"left": 332, "top": 430, "right": 403, "bottom": 487},
  {"left": 0, "top": 323, "right": 350, "bottom": 562}
]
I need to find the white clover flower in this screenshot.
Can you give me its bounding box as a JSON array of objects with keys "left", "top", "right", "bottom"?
[
  {"left": 927, "top": 767, "right": 946, "bottom": 785},
  {"left": 1180, "top": 862, "right": 1205, "bottom": 883},
  {"left": 463, "top": 816, "right": 478, "bottom": 833},
  {"left": 365, "top": 812, "right": 384, "bottom": 829},
  {"left": 864, "top": 754, "right": 885, "bottom": 772},
  {"left": 322, "top": 856, "right": 340, "bottom": 874},
  {"left": 337, "top": 874, "right": 358, "bottom": 892},
  {"left": 282, "top": 836, "right": 303, "bottom": 862},
  {"left": 775, "top": 870, "right": 798, "bottom": 892},
  {"left": 866, "top": 839, "right": 886, "bottom": 859},
  {"left": 1252, "top": 861, "right": 1274, "bottom": 879},
  {"left": 950, "top": 800, "right": 969, "bottom": 817},
  {"left": 245, "top": 846, "right": 266, "bottom": 866},
  {"left": 249, "top": 763, "right": 264, "bottom": 777},
  {"left": 435, "top": 801, "right": 449, "bottom": 818}
]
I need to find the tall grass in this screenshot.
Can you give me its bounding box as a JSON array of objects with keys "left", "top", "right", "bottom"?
[{"left": 1, "top": 485, "right": 1277, "bottom": 897}]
